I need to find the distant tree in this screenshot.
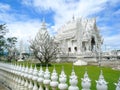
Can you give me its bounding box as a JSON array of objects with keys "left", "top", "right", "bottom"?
[
  {"left": 30, "top": 21, "right": 58, "bottom": 64},
  {"left": 0, "top": 24, "right": 8, "bottom": 60},
  {"left": 6, "top": 37, "right": 17, "bottom": 62}
]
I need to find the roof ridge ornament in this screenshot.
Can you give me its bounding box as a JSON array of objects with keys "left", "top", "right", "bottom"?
[
  {"left": 42, "top": 17, "right": 45, "bottom": 23},
  {"left": 41, "top": 17, "right": 47, "bottom": 30},
  {"left": 72, "top": 14, "right": 75, "bottom": 21}
]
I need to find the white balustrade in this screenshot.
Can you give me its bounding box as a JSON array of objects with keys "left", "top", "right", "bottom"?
[{"left": 0, "top": 62, "right": 119, "bottom": 90}]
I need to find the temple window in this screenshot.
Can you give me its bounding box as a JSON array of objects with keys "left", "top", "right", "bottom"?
[
  {"left": 68, "top": 47, "right": 71, "bottom": 52},
  {"left": 74, "top": 47, "right": 77, "bottom": 51}
]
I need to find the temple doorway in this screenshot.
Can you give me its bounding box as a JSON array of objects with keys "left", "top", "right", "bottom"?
[{"left": 91, "top": 37, "right": 95, "bottom": 51}]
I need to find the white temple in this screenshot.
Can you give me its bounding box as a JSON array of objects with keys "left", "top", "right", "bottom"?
[{"left": 55, "top": 17, "right": 103, "bottom": 65}]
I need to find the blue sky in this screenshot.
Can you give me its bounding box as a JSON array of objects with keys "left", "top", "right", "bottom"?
[{"left": 0, "top": 0, "right": 120, "bottom": 50}]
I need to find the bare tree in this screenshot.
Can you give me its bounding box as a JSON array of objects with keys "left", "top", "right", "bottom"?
[{"left": 30, "top": 21, "right": 58, "bottom": 64}]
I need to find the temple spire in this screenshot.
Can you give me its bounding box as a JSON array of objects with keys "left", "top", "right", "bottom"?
[
  {"left": 72, "top": 14, "right": 75, "bottom": 21},
  {"left": 41, "top": 17, "right": 46, "bottom": 30},
  {"left": 42, "top": 17, "right": 45, "bottom": 23}
]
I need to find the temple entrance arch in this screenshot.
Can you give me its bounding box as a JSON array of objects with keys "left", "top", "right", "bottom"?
[{"left": 91, "top": 36, "right": 95, "bottom": 51}]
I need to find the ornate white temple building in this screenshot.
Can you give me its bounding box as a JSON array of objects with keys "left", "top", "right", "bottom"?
[
  {"left": 32, "top": 18, "right": 120, "bottom": 66},
  {"left": 31, "top": 18, "right": 120, "bottom": 66},
  {"left": 55, "top": 17, "right": 103, "bottom": 64}
]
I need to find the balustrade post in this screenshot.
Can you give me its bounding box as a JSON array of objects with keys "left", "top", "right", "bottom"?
[
  {"left": 114, "top": 78, "right": 120, "bottom": 90},
  {"left": 18, "top": 77, "right": 22, "bottom": 90},
  {"left": 24, "top": 63, "right": 29, "bottom": 90},
  {"left": 68, "top": 66, "right": 79, "bottom": 90},
  {"left": 12, "top": 64, "right": 16, "bottom": 90},
  {"left": 43, "top": 65, "right": 51, "bottom": 90},
  {"left": 81, "top": 71, "right": 91, "bottom": 90},
  {"left": 96, "top": 70, "right": 108, "bottom": 90},
  {"left": 15, "top": 64, "right": 20, "bottom": 90},
  {"left": 12, "top": 63, "right": 17, "bottom": 90},
  {"left": 32, "top": 65, "right": 38, "bottom": 90},
  {"left": 20, "top": 64, "right": 26, "bottom": 90},
  {"left": 50, "top": 66, "right": 58, "bottom": 90},
  {"left": 38, "top": 65, "right": 44, "bottom": 90},
  {"left": 28, "top": 64, "right": 33, "bottom": 90},
  {"left": 58, "top": 66, "right": 68, "bottom": 90},
  {"left": 10, "top": 64, "right": 14, "bottom": 90}
]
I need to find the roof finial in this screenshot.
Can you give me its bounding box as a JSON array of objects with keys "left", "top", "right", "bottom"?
[
  {"left": 72, "top": 14, "right": 75, "bottom": 21},
  {"left": 42, "top": 17, "right": 45, "bottom": 23},
  {"left": 41, "top": 17, "right": 46, "bottom": 29}
]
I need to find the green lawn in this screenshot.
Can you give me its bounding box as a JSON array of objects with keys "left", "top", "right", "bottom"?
[{"left": 16, "top": 62, "right": 120, "bottom": 90}]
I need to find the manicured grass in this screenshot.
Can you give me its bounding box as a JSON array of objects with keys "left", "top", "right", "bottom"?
[{"left": 16, "top": 62, "right": 120, "bottom": 90}]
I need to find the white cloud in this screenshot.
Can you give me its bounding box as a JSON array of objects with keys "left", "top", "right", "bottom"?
[
  {"left": 6, "top": 20, "right": 41, "bottom": 43},
  {"left": 0, "top": 3, "right": 11, "bottom": 12},
  {"left": 113, "top": 9, "right": 120, "bottom": 16},
  {"left": 104, "top": 33, "right": 120, "bottom": 49},
  {"left": 100, "top": 24, "right": 120, "bottom": 49},
  {"left": 0, "top": 3, "right": 41, "bottom": 45},
  {"left": 22, "top": 0, "right": 108, "bottom": 29},
  {"left": 1, "top": 0, "right": 120, "bottom": 49},
  {"left": 0, "top": 13, "right": 16, "bottom": 23},
  {"left": 107, "top": 0, "right": 120, "bottom": 6}
]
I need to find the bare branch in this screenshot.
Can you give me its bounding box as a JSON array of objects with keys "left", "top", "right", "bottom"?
[{"left": 29, "top": 22, "right": 58, "bottom": 64}]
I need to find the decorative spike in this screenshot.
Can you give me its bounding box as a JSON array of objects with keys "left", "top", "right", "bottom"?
[
  {"left": 54, "top": 65, "right": 55, "bottom": 69},
  {"left": 30, "top": 63, "right": 32, "bottom": 69},
  {"left": 34, "top": 64, "right": 37, "bottom": 70},
  {"left": 71, "top": 65, "right": 75, "bottom": 76},
  {"left": 62, "top": 66, "right": 64, "bottom": 72},
  {"left": 40, "top": 64, "right": 42, "bottom": 71},
  {"left": 72, "top": 65, "right": 74, "bottom": 72},
  {"left": 99, "top": 70, "right": 104, "bottom": 79}
]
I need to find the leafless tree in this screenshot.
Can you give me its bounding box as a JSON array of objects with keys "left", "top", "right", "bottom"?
[{"left": 30, "top": 21, "right": 58, "bottom": 64}]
